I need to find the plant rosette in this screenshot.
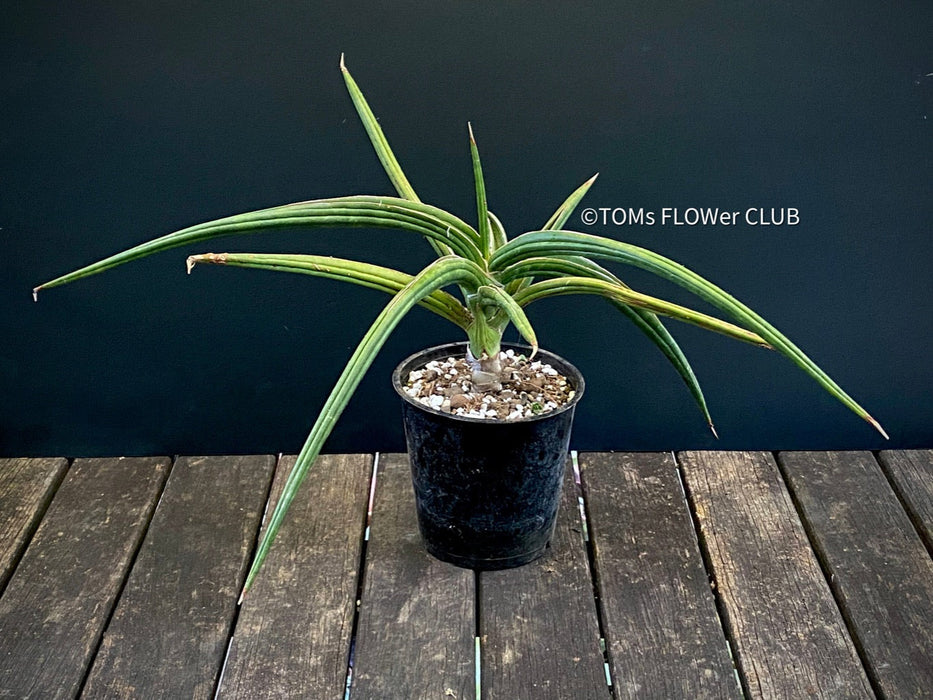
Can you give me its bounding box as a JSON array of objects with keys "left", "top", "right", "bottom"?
[{"left": 34, "top": 56, "right": 886, "bottom": 599}]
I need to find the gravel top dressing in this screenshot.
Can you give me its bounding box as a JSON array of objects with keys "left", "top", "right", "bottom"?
[{"left": 402, "top": 348, "right": 576, "bottom": 420}]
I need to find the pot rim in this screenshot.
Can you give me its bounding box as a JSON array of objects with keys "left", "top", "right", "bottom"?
[{"left": 392, "top": 340, "right": 586, "bottom": 425}]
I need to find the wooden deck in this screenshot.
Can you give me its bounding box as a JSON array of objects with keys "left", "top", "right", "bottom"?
[{"left": 0, "top": 450, "right": 931, "bottom": 699}]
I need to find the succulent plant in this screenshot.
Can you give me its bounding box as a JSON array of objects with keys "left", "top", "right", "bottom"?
[{"left": 35, "top": 57, "right": 885, "bottom": 596}]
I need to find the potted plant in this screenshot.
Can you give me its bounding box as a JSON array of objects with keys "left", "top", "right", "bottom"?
[{"left": 34, "top": 57, "right": 886, "bottom": 598}]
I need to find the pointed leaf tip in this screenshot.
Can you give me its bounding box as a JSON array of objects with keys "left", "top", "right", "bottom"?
[
  {"left": 867, "top": 415, "right": 889, "bottom": 440},
  {"left": 467, "top": 122, "right": 476, "bottom": 144},
  {"left": 339, "top": 53, "right": 346, "bottom": 71},
  {"left": 709, "top": 422, "right": 719, "bottom": 439}
]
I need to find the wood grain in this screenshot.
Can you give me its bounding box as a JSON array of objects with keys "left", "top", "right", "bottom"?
[
  {"left": 1, "top": 450, "right": 926, "bottom": 699},
  {"left": 0, "top": 457, "right": 170, "bottom": 699},
  {"left": 582, "top": 452, "right": 740, "bottom": 699},
  {"left": 877, "top": 449, "right": 933, "bottom": 553},
  {"left": 217, "top": 453, "right": 372, "bottom": 699},
  {"left": 0, "top": 457, "right": 68, "bottom": 593},
  {"left": 680, "top": 451, "right": 872, "bottom": 699},
  {"left": 350, "top": 453, "right": 475, "bottom": 700},
  {"left": 81, "top": 455, "right": 277, "bottom": 699},
  {"left": 480, "top": 459, "right": 607, "bottom": 699},
  {"left": 779, "top": 450, "right": 933, "bottom": 697}
]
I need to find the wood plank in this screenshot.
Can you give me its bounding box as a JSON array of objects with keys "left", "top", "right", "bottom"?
[
  {"left": 350, "top": 453, "right": 475, "bottom": 700},
  {"left": 0, "top": 457, "right": 69, "bottom": 593},
  {"left": 679, "top": 451, "right": 872, "bottom": 699},
  {"left": 479, "top": 460, "right": 606, "bottom": 699},
  {"left": 778, "top": 450, "right": 933, "bottom": 697},
  {"left": 877, "top": 449, "right": 933, "bottom": 553},
  {"left": 581, "top": 452, "right": 740, "bottom": 699},
  {"left": 0, "top": 457, "right": 170, "bottom": 699},
  {"left": 81, "top": 455, "right": 277, "bottom": 699},
  {"left": 217, "top": 453, "right": 372, "bottom": 699}
]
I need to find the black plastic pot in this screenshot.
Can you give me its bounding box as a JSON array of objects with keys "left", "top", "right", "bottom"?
[{"left": 392, "top": 341, "right": 585, "bottom": 570}]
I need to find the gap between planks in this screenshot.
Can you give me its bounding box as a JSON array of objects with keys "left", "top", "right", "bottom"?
[
  {"left": 679, "top": 451, "right": 874, "bottom": 698},
  {"left": 572, "top": 451, "right": 618, "bottom": 696},
  {"left": 342, "top": 451, "right": 381, "bottom": 699},
  {"left": 671, "top": 451, "right": 744, "bottom": 695},
  {"left": 0, "top": 457, "right": 173, "bottom": 698},
  {"left": 213, "top": 453, "right": 282, "bottom": 699},
  {"left": 876, "top": 449, "right": 933, "bottom": 558},
  {"left": 75, "top": 455, "right": 178, "bottom": 698},
  {"left": 583, "top": 452, "right": 740, "bottom": 698},
  {"left": 776, "top": 450, "right": 933, "bottom": 698},
  {"left": 9, "top": 452, "right": 921, "bottom": 699},
  {"left": 0, "top": 457, "right": 71, "bottom": 599},
  {"left": 217, "top": 454, "right": 372, "bottom": 698}
]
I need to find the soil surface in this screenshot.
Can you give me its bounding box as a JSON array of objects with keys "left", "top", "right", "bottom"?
[{"left": 402, "top": 348, "right": 576, "bottom": 420}]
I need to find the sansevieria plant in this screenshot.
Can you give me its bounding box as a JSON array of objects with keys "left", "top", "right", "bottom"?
[{"left": 34, "top": 57, "right": 886, "bottom": 597}]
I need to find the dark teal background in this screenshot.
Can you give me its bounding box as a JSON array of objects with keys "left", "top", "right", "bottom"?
[{"left": 4, "top": 2, "right": 931, "bottom": 456}]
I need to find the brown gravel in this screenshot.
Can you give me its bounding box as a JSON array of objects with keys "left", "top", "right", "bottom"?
[{"left": 402, "top": 349, "right": 576, "bottom": 420}]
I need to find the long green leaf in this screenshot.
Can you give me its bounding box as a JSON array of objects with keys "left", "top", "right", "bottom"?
[
  {"left": 341, "top": 55, "right": 420, "bottom": 203},
  {"left": 468, "top": 124, "right": 492, "bottom": 259},
  {"left": 514, "top": 276, "right": 769, "bottom": 347},
  {"left": 611, "top": 297, "right": 717, "bottom": 436},
  {"left": 493, "top": 230, "right": 887, "bottom": 437},
  {"left": 507, "top": 254, "right": 719, "bottom": 433},
  {"left": 543, "top": 173, "right": 599, "bottom": 230},
  {"left": 340, "top": 56, "right": 456, "bottom": 260},
  {"left": 34, "top": 196, "right": 483, "bottom": 295},
  {"left": 504, "top": 174, "right": 598, "bottom": 297},
  {"left": 187, "top": 252, "right": 471, "bottom": 328},
  {"left": 241, "top": 255, "right": 492, "bottom": 598},
  {"left": 263, "top": 196, "right": 480, "bottom": 246}
]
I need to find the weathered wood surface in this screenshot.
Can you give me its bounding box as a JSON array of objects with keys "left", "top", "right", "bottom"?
[
  {"left": 581, "top": 452, "right": 740, "bottom": 699},
  {"left": 82, "top": 455, "right": 276, "bottom": 700},
  {"left": 0, "top": 450, "right": 930, "bottom": 699},
  {"left": 0, "top": 457, "right": 170, "bottom": 699},
  {"left": 0, "top": 457, "right": 68, "bottom": 593},
  {"left": 877, "top": 449, "right": 933, "bottom": 553},
  {"left": 779, "top": 450, "right": 933, "bottom": 698},
  {"left": 679, "top": 451, "right": 873, "bottom": 699},
  {"left": 216, "top": 453, "right": 373, "bottom": 700},
  {"left": 350, "top": 453, "right": 475, "bottom": 700},
  {"left": 480, "top": 461, "right": 607, "bottom": 699}
]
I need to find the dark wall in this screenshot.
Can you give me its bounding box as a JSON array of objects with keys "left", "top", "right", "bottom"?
[{"left": 4, "top": 2, "right": 931, "bottom": 456}]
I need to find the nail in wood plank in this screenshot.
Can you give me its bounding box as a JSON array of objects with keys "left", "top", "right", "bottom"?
[
  {"left": 350, "top": 453, "right": 474, "bottom": 700},
  {"left": 877, "top": 449, "right": 933, "bottom": 553},
  {"left": 81, "top": 455, "right": 277, "bottom": 699},
  {"left": 0, "top": 457, "right": 69, "bottom": 593},
  {"left": 217, "top": 453, "right": 372, "bottom": 699},
  {"left": 480, "top": 459, "right": 607, "bottom": 699},
  {"left": 779, "top": 450, "right": 933, "bottom": 697},
  {"left": 680, "top": 451, "right": 872, "bottom": 699},
  {"left": 0, "top": 457, "right": 170, "bottom": 698},
  {"left": 582, "top": 452, "right": 740, "bottom": 699}
]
